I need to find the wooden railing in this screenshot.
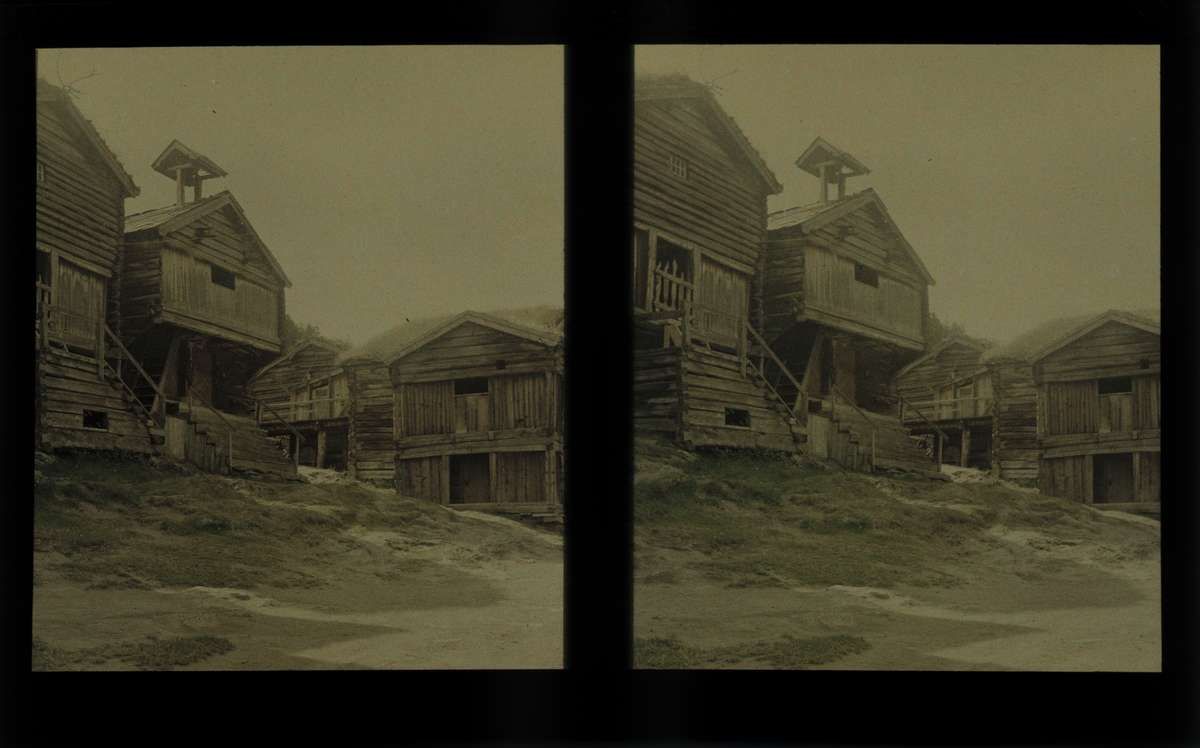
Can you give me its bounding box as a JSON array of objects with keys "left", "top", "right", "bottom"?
[
  {"left": 652, "top": 260, "right": 693, "bottom": 313},
  {"left": 900, "top": 395, "right": 995, "bottom": 422},
  {"left": 257, "top": 396, "right": 349, "bottom": 424},
  {"left": 100, "top": 322, "right": 167, "bottom": 429},
  {"left": 246, "top": 396, "right": 305, "bottom": 468},
  {"left": 896, "top": 394, "right": 951, "bottom": 466}
]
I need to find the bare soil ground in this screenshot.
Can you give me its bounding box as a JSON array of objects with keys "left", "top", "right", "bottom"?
[
  {"left": 32, "top": 457, "right": 562, "bottom": 670},
  {"left": 633, "top": 438, "right": 1160, "bottom": 670}
]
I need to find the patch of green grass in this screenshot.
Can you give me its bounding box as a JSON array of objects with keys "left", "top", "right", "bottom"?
[
  {"left": 32, "top": 635, "right": 234, "bottom": 671},
  {"left": 633, "top": 634, "right": 870, "bottom": 669}
]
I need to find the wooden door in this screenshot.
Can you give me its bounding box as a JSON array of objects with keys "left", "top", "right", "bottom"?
[
  {"left": 695, "top": 256, "right": 747, "bottom": 348},
  {"left": 1093, "top": 453, "right": 1134, "bottom": 504},
  {"left": 450, "top": 453, "right": 491, "bottom": 504},
  {"left": 53, "top": 259, "right": 106, "bottom": 351}
]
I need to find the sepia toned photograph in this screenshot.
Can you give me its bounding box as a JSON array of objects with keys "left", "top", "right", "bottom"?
[
  {"left": 33, "top": 46, "right": 564, "bottom": 670},
  {"left": 632, "top": 45, "right": 1161, "bottom": 670}
]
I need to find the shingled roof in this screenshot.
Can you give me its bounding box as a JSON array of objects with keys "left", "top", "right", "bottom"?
[
  {"left": 635, "top": 73, "right": 782, "bottom": 195},
  {"left": 339, "top": 306, "right": 565, "bottom": 365}
]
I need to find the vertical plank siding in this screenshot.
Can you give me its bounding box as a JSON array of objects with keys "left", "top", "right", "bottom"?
[
  {"left": 800, "top": 245, "right": 922, "bottom": 342},
  {"left": 160, "top": 247, "right": 279, "bottom": 342},
  {"left": 387, "top": 319, "right": 564, "bottom": 505},
  {"left": 1132, "top": 375, "right": 1160, "bottom": 430}
]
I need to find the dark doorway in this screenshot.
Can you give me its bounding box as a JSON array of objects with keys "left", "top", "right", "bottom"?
[
  {"left": 450, "top": 453, "right": 491, "bottom": 504},
  {"left": 1093, "top": 453, "right": 1134, "bottom": 504}
]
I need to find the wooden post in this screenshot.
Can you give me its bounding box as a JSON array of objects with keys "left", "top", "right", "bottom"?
[
  {"left": 96, "top": 319, "right": 105, "bottom": 380},
  {"left": 936, "top": 432, "right": 943, "bottom": 468},
  {"left": 316, "top": 425, "right": 328, "bottom": 468},
  {"left": 489, "top": 452, "right": 498, "bottom": 503},
  {"left": 960, "top": 424, "right": 971, "bottom": 468},
  {"left": 228, "top": 430, "right": 234, "bottom": 472},
  {"left": 293, "top": 433, "right": 300, "bottom": 469},
  {"left": 1083, "top": 454, "right": 1094, "bottom": 504},
  {"left": 819, "top": 164, "right": 828, "bottom": 203}
]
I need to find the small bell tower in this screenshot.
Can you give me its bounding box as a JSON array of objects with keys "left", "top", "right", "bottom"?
[
  {"left": 795, "top": 137, "right": 870, "bottom": 204},
  {"left": 151, "top": 140, "right": 227, "bottom": 206}
]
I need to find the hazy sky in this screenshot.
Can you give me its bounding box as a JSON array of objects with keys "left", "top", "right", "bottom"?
[
  {"left": 636, "top": 45, "right": 1161, "bottom": 343},
  {"left": 40, "top": 46, "right": 564, "bottom": 347}
]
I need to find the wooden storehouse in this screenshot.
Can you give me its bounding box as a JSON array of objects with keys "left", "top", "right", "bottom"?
[
  {"left": 340, "top": 308, "right": 564, "bottom": 518},
  {"left": 247, "top": 337, "right": 351, "bottom": 470},
  {"left": 633, "top": 73, "right": 805, "bottom": 453},
  {"left": 760, "top": 138, "right": 937, "bottom": 472},
  {"left": 35, "top": 79, "right": 157, "bottom": 454},
  {"left": 1031, "top": 311, "right": 1161, "bottom": 508},
  {"left": 891, "top": 334, "right": 1039, "bottom": 484},
  {"left": 118, "top": 141, "right": 297, "bottom": 475}
]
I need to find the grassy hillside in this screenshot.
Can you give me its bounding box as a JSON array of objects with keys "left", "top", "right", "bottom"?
[
  {"left": 634, "top": 438, "right": 1132, "bottom": 590},
  {"left": 34, "top": 451, "right": 456, "bottom": 592}
]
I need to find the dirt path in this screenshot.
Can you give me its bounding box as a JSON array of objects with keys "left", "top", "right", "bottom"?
[
  {"left": 635, "top": 510, "right": 1160, "bottom": 671},
  {"left": 33, "top": 507, "right": 563, "bottom": 670}
]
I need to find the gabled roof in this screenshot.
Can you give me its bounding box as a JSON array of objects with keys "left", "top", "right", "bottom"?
[
  {"left": 795, "top": 137, "right": 871, "bottom": 181},
  {"left": 767, "top": 188, "right": 936, "bottom": 286},
  {"left": 1027, "top": 309, "right": 1161, "bottom": 364},
  {"left": 36, "top": 78, "right": 139, "bottom": 198},
  {"left": 340, "top": 306, "right": 564, "bottom": 366},
  {"left": 151, "top": 139, "right": 227, "bottom": 184},
  {"left": 635, "top": 73, "right": 783, "bottom": 195},
  {"left": 983, "top": 308, "right": 1160, "bottom": 364},
  {"left": 124, "top": 190, "right": 292, "bottom": 287},
  {"left": 250, "top": 337, "right": 351, "bottom": 382},
  {"left": 894, "top": 335, "right": 987, "bottom": 381}
]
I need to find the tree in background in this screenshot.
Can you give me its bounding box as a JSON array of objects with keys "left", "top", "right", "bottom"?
[
  {"left": 279, "top": 314, "right": 350, "bottom": 353},
  {"left": 925, "top": 312, "right": 994, "bottom": 350}
]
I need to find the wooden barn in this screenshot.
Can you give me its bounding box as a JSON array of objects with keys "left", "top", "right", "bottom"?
[
  {"left": 1031, "top": 311, "right": 1160, "bottom": 509},
  {"left": 117, "top": 141, "right": 296, "bottom": 475},
  {"left": 760, "top": 138, "right": 937, "bottom": 472},
  {"left": 633, "top": 73, "right": 806, "bottom": 454},
  {"left": 339, "top": 308, "right": 564, "bottom": 520},
  {"left": 35, "top": 79, "right": 157, "bottom": 455},
  {"left": 891, "top": 334, "right": 1040, "bottom": 484},
  {"left": 247, "top": 337, "right": 351, "bottom": 470}
]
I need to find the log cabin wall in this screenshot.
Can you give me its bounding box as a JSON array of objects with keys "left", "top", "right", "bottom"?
[
  {"left": 892, "top": 342, "right": 986, "bottom": 414},
  {"left": 763, "top": 203, "right": 928, "bottom": 351},
  {"left": 989, "top": 360, "right": 1039, "bottom": 486},
  {"left": 387, "top": 319, "right": 564, "bottom": 505},
  {"left": 632, "top": 95, "right": 769, "bottom": 330},
  {"left": 1034, "top": 319, "right": 1160, "bottom": 505},
  {"left": 36, "top": 83, "right": 155, "bottom": 455},
  {"left": 249, "top": 343, "right": 346, "bottom": 416},
  {"left": 345, "top": 361, "right": 396, "bottom": 486}
]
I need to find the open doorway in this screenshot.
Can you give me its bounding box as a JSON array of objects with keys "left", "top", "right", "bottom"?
[
  {"left": 450, "top": 453, "right": 491, "bottom": 504},
  {"left": 1093, "top": 453, "right": 1134, "bottom": 504}
]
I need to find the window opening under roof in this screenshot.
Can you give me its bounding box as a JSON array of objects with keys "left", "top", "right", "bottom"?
[
  {"left": 211, "top": 265, "right": 236, "bottom": 290},
  {"left": 1098, "top": 377, "right": 1132, "bottom": 395},
  {"left": 454, "top": 377, "right": 489, "bottom": 395}
]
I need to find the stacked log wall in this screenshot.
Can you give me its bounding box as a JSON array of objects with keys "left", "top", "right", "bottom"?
[
  {"left": 990, "top": 360, "right": 1039, "bottom": 485},
  {"left": 891, "top": 343, "right": 985, "bottom": 405},
  {"left": 346, "top": 362, "right": 395, "bottom": 485},
  {"left": 634, "top": 100, "right": 767, "bottom": 274}
]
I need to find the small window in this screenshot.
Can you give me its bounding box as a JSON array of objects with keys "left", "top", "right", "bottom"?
[
  {"left": 36, "top": 161, "right": 45, "bottom": 183},
  {"left": 210, "top": 265, "right": 236, "bottom": 290},
  {"left": 808, "top": 399, "right": 824, "bottom": 414},
  {"left": 1098, "top": 377, "right": 1132, "bottom": 395},
  {"left": 668, "top": 154, "right": 688, "bottom": 179},
  {"left": 854, "top": 263, "right": 879, "bottom": 288},
  {"left": 454, "top": 377, "right": 488, "bottom": 395},
  {"left": 82, "top": 410, "right": 109, "bottom": 430},
  {"left": 495, "top": 359, "right": 506, "bottom": 370},
  {"left": 724, "top": 408, "right": 750, "bottom": 428}
]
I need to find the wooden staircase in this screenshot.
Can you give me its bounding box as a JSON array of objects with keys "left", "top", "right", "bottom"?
[
  {"left": 176, "top": 402, "right": 296, "bottom": 476},
  {"left": 825, "top": 401, "right": 936, "bottom": 475}
]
